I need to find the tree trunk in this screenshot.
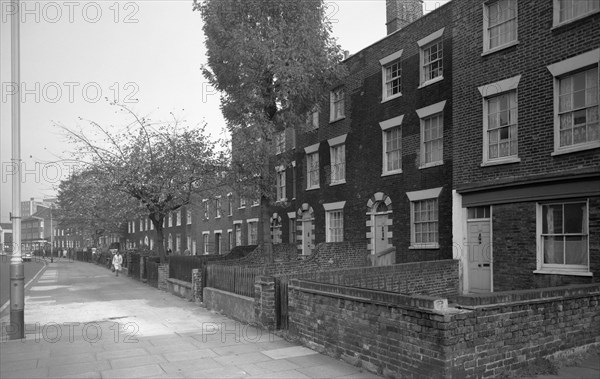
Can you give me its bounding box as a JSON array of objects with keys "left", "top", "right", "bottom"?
[
  {"left": 150, "top": 215, "right": 166, "bottom": 263},
  {"left": 260, "top": 194, "right": 273, "bottom": 263}
]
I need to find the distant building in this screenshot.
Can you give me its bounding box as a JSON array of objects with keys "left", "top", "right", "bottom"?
[{"left": 0, "top": 222, "right": 12, "bottom": 252}]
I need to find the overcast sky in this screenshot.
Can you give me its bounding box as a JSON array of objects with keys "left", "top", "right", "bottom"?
[{"left": 0, "top": 0, "right": 449, "bottom": 223}]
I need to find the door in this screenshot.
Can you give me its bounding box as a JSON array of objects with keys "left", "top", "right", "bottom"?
[
  {"left": 302, "top": 220, "right": 312, "bottom": 255},
  {"left": 467, "top": 220, "right": 491, "bottom": 293},
  {"left": 373, "top": 214, "right": 388, "bottom": 254}
]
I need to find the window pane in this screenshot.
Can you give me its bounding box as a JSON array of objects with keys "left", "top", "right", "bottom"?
[
  {"left": 543, "top": 236, "right": 564, "bottom": 264},
  {"left": 565, "top": 236, "right": 588, "bottom": 265},
  {"left": 564, "top": 203, "right": 585, "bottom": 233}
]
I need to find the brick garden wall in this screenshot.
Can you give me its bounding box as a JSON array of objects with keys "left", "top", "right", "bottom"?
[
  {"left": 298, "top": 259, "right": 459, "bottom": 298},
  {"left": 288, "top": 282, "right": 600, "bottom": 378}
]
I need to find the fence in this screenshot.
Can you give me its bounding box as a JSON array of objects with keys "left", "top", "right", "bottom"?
[
  {"left": 129, "top": 253, "right": 140, "bottom": 280},
  {"left": 206, "top": 265, "right": 265, "bottom": 297}
]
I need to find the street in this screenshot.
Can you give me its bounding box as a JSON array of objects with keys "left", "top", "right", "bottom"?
[
  {"left": 0, "top": 260, "right": 381, "bottom": 379},
  {"left": 0, "top": 254, "right": 46, "bottom": 307}
]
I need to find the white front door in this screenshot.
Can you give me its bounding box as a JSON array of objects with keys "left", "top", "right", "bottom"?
[
  {"left": 467, "top": 220, "right": 492, "bottom": 293},
  {"left": 373, "top": 214, "right": 388, "bottom": 254},
  {"left": 302, "top": 220, "right": 312, "bottom": 255}
]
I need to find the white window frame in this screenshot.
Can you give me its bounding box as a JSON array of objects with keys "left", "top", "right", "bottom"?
[
  {"left": 380, "top": 49, "right": 403, "bottom": 102},
  {"left": 150, "top": 220, "right": 154, "bottom": 230},
  {"left": 330, "top": 87, "right": 345, "bottom": 122},
  {"left": 324, "top": 201, "right": 345, "bottom": 243},
  {"left": 215, "top": 197, "right": 222, "bottom": 218},
  {"left": 140, "top": 218, "right": 144, "bottom": 232},
  {"left": 547, "top": 49, "right": 600, "bottom": 155},
  {"left": 328, "top": 134, "right": 347, "bottom": 186},
  {"left": 482, "top": 0, "right": 519, "bottom": 56},
  {"left": 228, "top": 193, "right": 233, "bottom": 216},
  {"left": 305, "top": 143, "right": 320, "bottom": 190},
  {"left": 416, "top": 101, "right": 446, "bottom": 168},
  {"left": 406, "top": 187, "right": 442, "bottom": 249},
  {"left": 478, "top": 75, "right": 522, "bottom": 166},
  {"left": 276, "top": 166, "right": 286, "bottom": 202},
  {"left": 168, "top": 212, "right": 173, "bottom": 227},
  {"left": 203, "top": 199, "right": 209, "bottom": 219},
  {"left": 176, "top": 210, "right": 181, "bottom": 226},
  {"left": 380, "top": 115, "right": 404, "bottom": 176},
  {"left": 202, "top": 232, "right": 210, "bottom": 255},
  {"left": 418, "top": 28, "right": 445, "bottom": 88},
  {"left": 239, "top": 197, "right": 246, "bottom": 208},
  {"left": 247, "top": 218, "right": 259, "bottom": 245},
  {"left": 186, "top": 209, "right": 192, "bottom": 225},
  {"left": 274, "top": 131, "right": 285, "bottom": 155},
  {"left": 233, "top": 220, "right": 243, "bottom": 246},
  {"left": 553, "top": 0, "right": 600, "bottom": 28},
  {"left": 534, "top": 200, "right": 591, "bottom": 276}
]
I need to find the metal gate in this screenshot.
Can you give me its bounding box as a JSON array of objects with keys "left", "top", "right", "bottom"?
[{"left": 275, "top": 276, "right": 289, "bottom": 330}]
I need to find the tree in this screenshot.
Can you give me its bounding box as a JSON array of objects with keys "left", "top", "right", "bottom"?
[
  {"left": 60, "top": 105, "right": 226, "bottom": 262},
  {"left": 56, "top": 168, "right": 138, "bottom": 248},
  {"left": 196, "top": 0, "right": 347, "bottom": 252}
]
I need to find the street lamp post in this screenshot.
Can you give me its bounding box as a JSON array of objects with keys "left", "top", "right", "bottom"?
[
  {"left": 50, "top": 205, "right": 53, "bottom": 263},
  {"left": 9, "top": 0, "right": 24, "bottom": 340}
]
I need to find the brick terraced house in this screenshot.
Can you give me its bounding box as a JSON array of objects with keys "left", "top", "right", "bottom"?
[
  {"left": 269, "top": 0, "right": 455, "bottom": 264},
  {"left": 451, "top": 0, "right": 600, "bottom": 293}
]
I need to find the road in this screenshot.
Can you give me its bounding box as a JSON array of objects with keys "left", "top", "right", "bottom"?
[{"left": 0, "top": 254, "right": 46, "bottom": 308}]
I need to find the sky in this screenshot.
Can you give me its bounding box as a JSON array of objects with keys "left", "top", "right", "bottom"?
[{"left": 0, "top": 0, "right": 449, "bottom": 223}]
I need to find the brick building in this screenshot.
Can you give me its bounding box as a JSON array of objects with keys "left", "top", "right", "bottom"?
[
  {"left": 269, "top": 0, "right": 454, "bottom": 264},
  {"left": 451, "top": 0, "right": 600, "bottom": 293}
]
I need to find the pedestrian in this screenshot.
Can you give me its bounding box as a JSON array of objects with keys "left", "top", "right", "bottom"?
[{"left": 112, "top": 251, "right": 123, "bottom": 277}]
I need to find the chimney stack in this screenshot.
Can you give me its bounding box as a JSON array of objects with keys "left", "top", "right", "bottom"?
[{"left": 386, "top": 0, "right": 423, "bottom": 35}]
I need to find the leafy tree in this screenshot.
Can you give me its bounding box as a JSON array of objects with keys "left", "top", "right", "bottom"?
[
  {"left": 56, "top": 168, "right": 137, "bottom": 248},
  {"left": 196, "top": 0, "right": 347, "bottom": 251},
  {"left": 60, "top": 105, "right": 226, "bottom": 262}
]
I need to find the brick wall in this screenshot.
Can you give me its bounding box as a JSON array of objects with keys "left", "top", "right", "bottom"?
[
  {"left": 298, "top": 259, "right": 459, "bottom": 298},
  {"left": 452, "top": 0, "right": 600, "bottom": 187},
  {"left": 288, "top": 282, "right": 600, "bottom": 378}
]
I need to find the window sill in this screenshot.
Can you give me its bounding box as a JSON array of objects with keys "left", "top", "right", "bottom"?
[
  {"left": 480, "top": 157, "right": 521, "bottom": 167},
  {"left": 551, "top": 142, "right": 600, "bottom": 156},
  {"left": 409, "top": 243, "right": 440, "bottom": 250},
  {"left": 418, "top": 76, "right": 443, "bottom": 89},
  {"left": 551, "top": 10, "right": 600, "bottom": 30},
  {"left": 329, "top": 116, "right": 346, "bottom": 124},
  {"left": 381, "top": 93, "right": 402, "bottom": 103},
  {"left": 481, "top": 40, "right": 519, "bottom": 57},
  {"left": 419, "top": 161, "right": 443, "bottom": 170},
  {"left": 306, "top": 186, "right": 320, "bottom": 191},
  {"left": 381, "top": 170, "right": 402, "bottom": 177},
  {"left": 533, "top": 269, "right": 593, "bottom": 277},
  {"left": 329, "top": 180, "right": 346, "bottom": 186}
]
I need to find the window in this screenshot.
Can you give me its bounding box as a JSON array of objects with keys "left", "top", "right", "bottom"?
[
  {"left": 228, "top": 194, "right": 233, "bottom": 216},
  {"left": 276, "top": 167, "right": 286, "bottom": 201},
  {"left": 478, "top": 75, "right": 521, "bottom": 165},
  {"left": 187, "top": 209, "right": 192, "bottom": 225},
  {"left": 416, "top": 101, "right": 446, "bottom": 168},
  {"left": 380, "top": 49, "right": 403, "bottom": 102},
  {"left": 248, "top": 220, "right": 258, "bottom": 245},
  {"left": 239, "top": 197, "right": 246, "bottom": 208},
  {"left": 324, "top": 202, "right": 345, "bottom": 243},
  {"left": 203, "top": 233, "right": 209, "bottom": 254},
  {"left": 483, "top": 0, "right": 518, "bottom": 54},
  {"left": 215, "top": 197, "right": 222, "bottom": 218},
  {"left": 328, "top": 134, "right": 347, "bottom": 185},
  {"left": 537, "top": 201, "right": 589, "bottom": 275},
  {"left": 228, "top": 230, "right": 233, "bottom": 252},
  {"left": 176, "top": 210, "right": 181, "bottom": 226},
  {"left": 140, "top": 219, "right": 143, "bottom": 231},
  {"left": 307, "top": 109, "right": 319, "bottom": 130},
  {"left": 234, "top": 222, "right": 242, "bottom": 246},
  {"left": 176, "top": 234, "right": 181, "bottom": 252},
  {"left": 150, "top": 220, "right": 154, "bottom": 230},
  {"left": 554, "top": 0, "right": 600, "bottom": 26},
  {"left": 418, "top": 28, "right": 444, "bottom": 87},
  {"left": 547, "top": 49, "right": 600, "bottom": 154},
  {"left": 168, "top": 213, "right": 173, "bottom": 227},
  {"left": 214, "top": 232, "right": 222, "bottom": 254},
  {"left": 187, "top": 236, "right": 191, "bottom": 252},
  {"left": 380, "top": 115, "right": 404, "bottom": 176},
  {"left": 330, "top": 88, "right": 345, "bottom": 122},
  {"left": 274, "top": 131, "right": 285, "bottom": 154},
  {"left": 203, "top": 200, "right": 209, "bottom": 219},
  {"left": 407, "top": 187, "right": 442, "bottom": 249},
  {"left": 305, "top": 143, "right": 320, "bottom": 190},
  {"left": 291, "top": 161, "right": 297, "bottom": 199}
]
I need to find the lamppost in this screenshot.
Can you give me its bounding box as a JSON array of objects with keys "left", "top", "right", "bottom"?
[
  {"left": 50, "top": 204, "right": 53, "bottom": 263},
  {"left": 9, "top": 0, "right": 24, "bottom": 340}
]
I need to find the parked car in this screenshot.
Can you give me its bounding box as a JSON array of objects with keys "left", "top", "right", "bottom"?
[{"left": 23, "top": 251, "right": 32, "bottom": 262}]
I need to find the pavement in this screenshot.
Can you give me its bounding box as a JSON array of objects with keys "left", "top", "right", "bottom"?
[
  {"left": 1, "top": 260, "right": 598, "bottom": 379},
  {"left": 0, "top": 260, "right": 382, "bottom": 379}
]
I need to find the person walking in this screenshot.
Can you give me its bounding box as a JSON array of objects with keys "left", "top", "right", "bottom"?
[{"left": 112, "top": 251, "right": 123, "bottom": 277}]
